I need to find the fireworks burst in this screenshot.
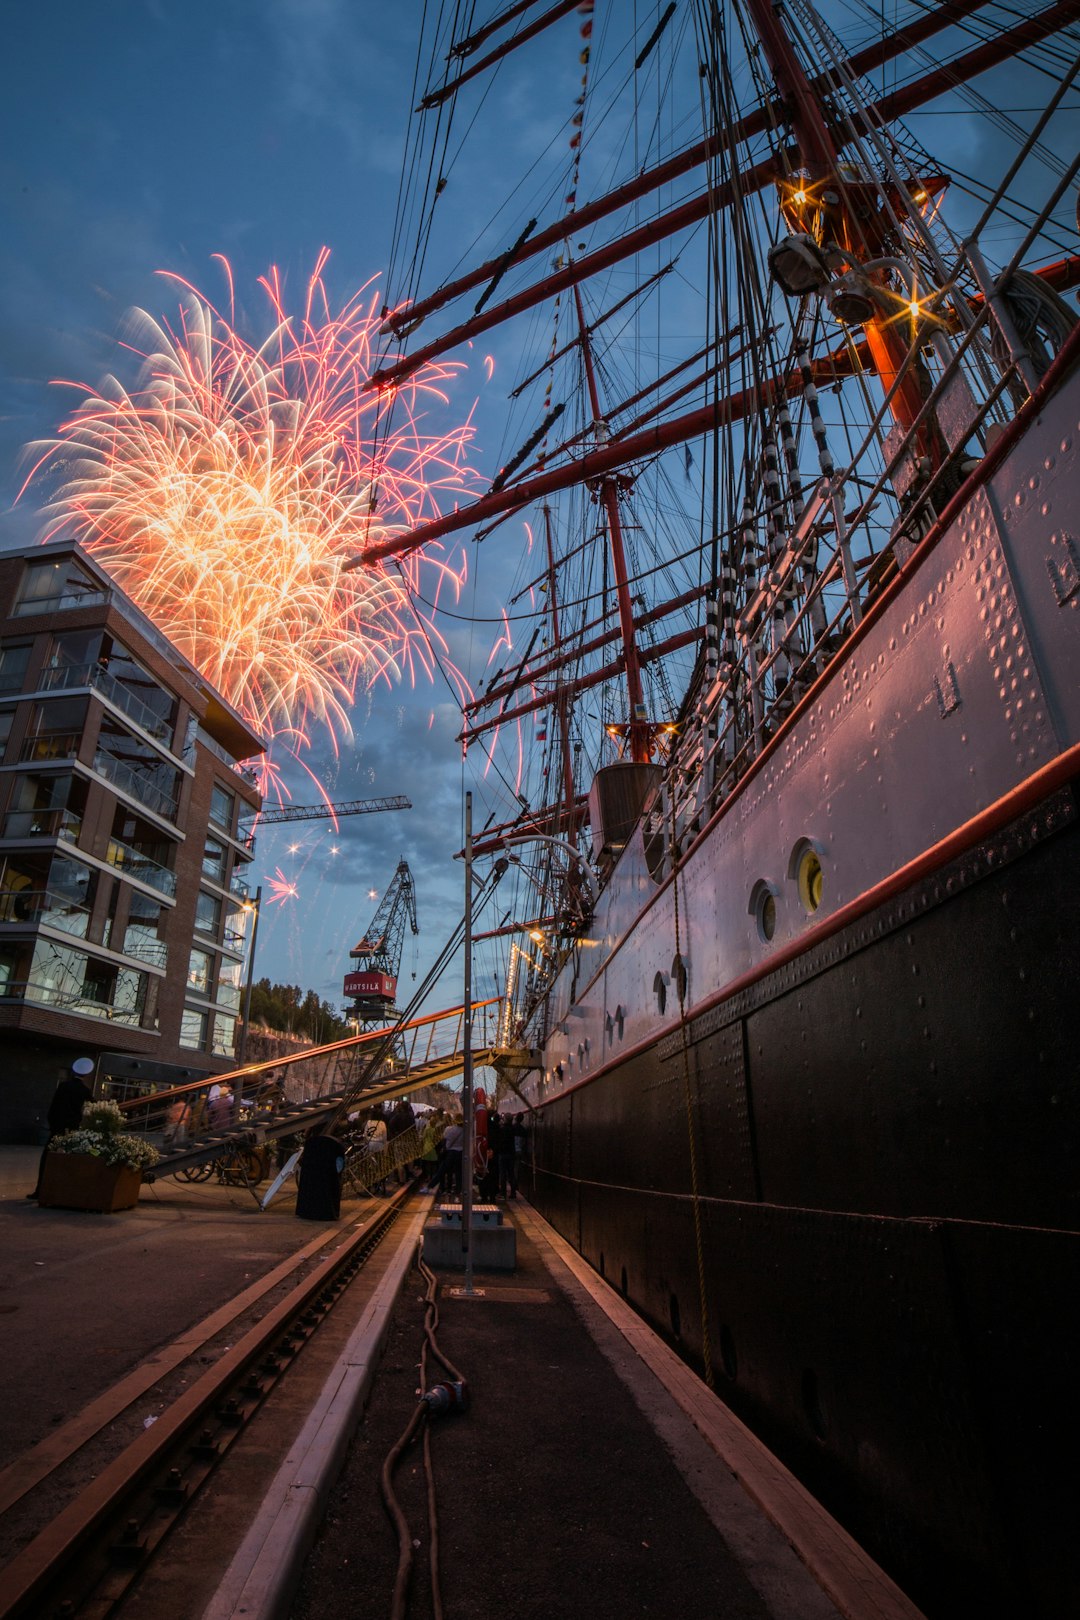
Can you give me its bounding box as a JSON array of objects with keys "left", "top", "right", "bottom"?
[
  {"left": 267, "top": 868, "right": 300, "bottom": 906},
  {"left": 22, "top": 251, "right": 477, "bottom": 764}
]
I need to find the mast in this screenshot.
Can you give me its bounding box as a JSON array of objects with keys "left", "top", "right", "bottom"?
[
  {"left": 541, "top": 503, "right": 578, "bottom": 812},
  {"left": 572, "top": 282, "right": 650, "bottom": 764},
  {"left": 743, "top": 0, "right": 935, "bottom": 456}
]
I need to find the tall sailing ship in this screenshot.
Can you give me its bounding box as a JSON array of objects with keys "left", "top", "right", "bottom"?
[{"left": 368, "top": 3, "right": 1080, "bottom": 1613}]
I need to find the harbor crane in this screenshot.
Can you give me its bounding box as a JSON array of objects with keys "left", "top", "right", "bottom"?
[
  {"left": 344, "top": 859, "right": 419, "bottom": 1027},
  {"left": 242, "top": 794, "right": 412, "bottom": 828}
]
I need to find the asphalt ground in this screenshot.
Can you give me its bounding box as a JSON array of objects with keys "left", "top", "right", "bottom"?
[
  {"left": 290, "top": 1206, "right": 844, "bottom": 1620},
  {"left": 0, "top": 1151, "right": 902, "bottom": 1620},
  {"left": 0, "top": 1145, "right": 327, "bottom": 1469}
]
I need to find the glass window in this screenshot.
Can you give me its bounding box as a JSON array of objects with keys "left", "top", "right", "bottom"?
[
  {"left": 112, "top": 966, "right": 148, "bottom": 1025},
  {"left": 48, "top": 629, "right": 102, "bottom": 671},
  {"left": 209, "top": 783, "right": 235, "bottom": 832},
  {"left": 218, "top": 957, "right": 243, "bottom": 1010},
  {"left": 212, "top": 1013, "right": 236, "bottom": 1057},
  {"left": 202, "top": 839, "right": 227, "bottom": 883},
  {"left": 194, "top": 891, "right": 221, "bottom": 938},
  {"left": 0, "top": 643, "right": 32, "bottom": 694},
  {"left": 124, "top": 893, "right": 167, "bottom": 968},
  {"left": 0, "top": 707, "right": 14, "bottom": 758},
  {"left": 180, "top": 1008, "right": 208, "bottom": 1049},
  {"left": 187, "top": 947, "right": 212, "bottom": 994},
  {"left": 15, "top": 557, "right": 104, "bottom": 616},
  {"left": 0, "top": 945, "right": 23, "bottom": 996}
]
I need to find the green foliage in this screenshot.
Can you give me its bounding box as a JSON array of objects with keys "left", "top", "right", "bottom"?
[
  {"left": 248, "top": 978, "right": 350, "bottom": 1044},
  {"left": 51, "top": 1099, "right": 159, "bottom": 1171}
]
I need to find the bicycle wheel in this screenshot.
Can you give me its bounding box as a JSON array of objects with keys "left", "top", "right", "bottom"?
[
  {"left": 219, "top": 1148, "right": 263, "bottom": 1186},
  {"left": 175, "top": 1162, "right": 214, "bottom": 1183}
]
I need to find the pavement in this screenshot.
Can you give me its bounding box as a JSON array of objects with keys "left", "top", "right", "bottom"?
[{"left": 0, "top": 1150, "right": 923, "bottom": 1620}]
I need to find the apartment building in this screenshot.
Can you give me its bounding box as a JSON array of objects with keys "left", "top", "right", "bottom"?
[{"left": 0, "top": 542, "right": 265, "bottom": 1140}]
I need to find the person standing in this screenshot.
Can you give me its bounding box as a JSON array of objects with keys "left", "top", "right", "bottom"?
[
  {"left": 207, "top": 1084, "right": 235, "bottom": 1131},
  {"left": 28, "top": 1057, "right": 95, "bottom": 1199},
  {"left": 439, "top": 1116, "right": 465, "bottom": 1198}
]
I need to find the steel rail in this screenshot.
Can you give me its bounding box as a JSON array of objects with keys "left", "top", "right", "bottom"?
[{"left": 0, "top": 1186, "right": 417, "bottom": 1620}]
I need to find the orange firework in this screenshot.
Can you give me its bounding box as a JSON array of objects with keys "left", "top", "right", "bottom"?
[{"left": 22, "top": 251, "right": 476, "bottom": 757}]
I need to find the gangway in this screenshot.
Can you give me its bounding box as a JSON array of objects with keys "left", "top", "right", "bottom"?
[{"left": 111, "top": 999, "right": 505, "bottom": 1185}]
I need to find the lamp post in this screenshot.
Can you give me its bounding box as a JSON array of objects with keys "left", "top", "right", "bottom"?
[{"left": 236, "top": 885, "right": 262, "bottom": 1069}]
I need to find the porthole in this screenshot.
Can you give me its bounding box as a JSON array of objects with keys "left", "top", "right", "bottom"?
[
  {"left": 749, "top": 879, "right": 779, "bottom": 943},
  {"left": 671, "top": 954, "right": 687, "bottom": 1003},
  {"left": 798, "top": 850, "right": 823, "bottom": 912},
  {"left": 790, "top": 838, "right": 824, "bottom": 914},
  {"left": 653, "top": 971, "right": 667, "bottom": 1015}
]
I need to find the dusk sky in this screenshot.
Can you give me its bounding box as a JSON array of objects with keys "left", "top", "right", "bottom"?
[
  {"left": 2, "top": 1, "right": 1076, "bottom": 1025},
  {"left": 0, "top": 0, "right": 584, "bottom": 1018}
]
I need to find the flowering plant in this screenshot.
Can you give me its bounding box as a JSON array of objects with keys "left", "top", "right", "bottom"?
[{"left": 50, "top": 1099, "right": 159, "bottom": 1171}]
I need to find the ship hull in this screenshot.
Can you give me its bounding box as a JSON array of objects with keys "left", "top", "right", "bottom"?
[{"left": 526, "top": 780, "right": 1079, "bottom": 1619}]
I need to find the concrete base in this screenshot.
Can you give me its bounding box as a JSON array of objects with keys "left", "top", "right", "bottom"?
[
  {"left": 422, "top": 1220, "right": 516, "bottom": 1271},
  {"left": 435, "top": 1202, "right": 502, "bottom": 1228}
]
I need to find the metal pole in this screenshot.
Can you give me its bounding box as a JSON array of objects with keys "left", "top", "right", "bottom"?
[
  {"left": 236, "top": 885, "right": 262, "bottom": 1071},
  {"left": 461, "top": 793, "right": 475, "bottom": 1294}
]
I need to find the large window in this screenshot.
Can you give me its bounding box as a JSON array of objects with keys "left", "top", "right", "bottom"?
[
  {"left": 217, "top": 957, "right": 243, "bottom": 1010},
  {"left": 212, "top": 1013, "right": 236, "bottom": 1057},
  {"left": 124, "top": 892, "right": 168, "bottom": 969},
  {"left": 194, "top": 891, "right": 221, "bottom": 939},
  {"left": 209, "top": 782, "right": 236, "bottom": 833},
  {"left": 187, "top": 947, "right": 212, "bottom": 994},
  {"left": 23, "top": 696, "right": 88, "bottom": 762},
  {"left": 0, "top": 642, "right": 33, "bottom": 695},
  {"left": 26, "top": 940, "right": 146, "bottom": 1025},
  {"left": 95, "top": 715, "right": 179, "bottom": 821},
  {"left": 180, "top": 1008, "right": 208, "bottom": 1049},
  {"left": 202, "top": 839, "right": 227, "bottom": 884},
  {"left": 0, "top": 706, "right": 14, "bottom": 760},
  {"left": 15, "top": 557, "right": 104, "bottom": 617}
]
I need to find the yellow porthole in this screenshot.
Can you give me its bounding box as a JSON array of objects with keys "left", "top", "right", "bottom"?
[{"left": 797, "top": 847, "right": 823, "bottom": 913}]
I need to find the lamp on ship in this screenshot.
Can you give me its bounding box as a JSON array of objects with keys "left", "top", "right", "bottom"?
[
  {"left": 825, "top": 269, "right": 877, "bottom": 326},
  {"left": 767, "top": 233, "right": 832, "bottom": 297}
]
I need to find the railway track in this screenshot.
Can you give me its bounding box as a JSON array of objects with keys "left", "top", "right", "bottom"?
[{"left": 0, "top": 1184, "right": 420, "bottom": 1620}]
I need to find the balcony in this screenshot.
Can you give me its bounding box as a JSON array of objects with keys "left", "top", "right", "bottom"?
[
  {"left": 93, "top": 751, "right": 179, "bottom": 822},
  {"left": 105, "top": 836, "right": 177, "bottom": 898},
  {"left": 0, "top": 886, "right": 91, "bottom": 938},
  {"left": 40, "top": 662, "right": 174, "bottom": 745},
  {"left": 12, "top": 587, "right": 109, "bottom": 618},
  {"left": 121, "top": 931, "right": 169, "bottom": 970},
  {"left": 20, "top": 733, "right": 82, "bottom": 765},
  {"left": 2, "top": 808, "right": 82, "bottom": 844},
  {"left": 0, "top": 976, "right": 142, "bottom": 1025}
]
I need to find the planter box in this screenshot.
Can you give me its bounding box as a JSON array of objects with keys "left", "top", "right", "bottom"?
[{"left": 39, "top": 1152, "right": 143, "bottom": 1212}]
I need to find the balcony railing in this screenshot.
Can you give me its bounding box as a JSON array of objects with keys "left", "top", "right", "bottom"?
[
  {"left": 93, "top": 751, "right": 179, "bottom": 822},
  {"left": 0, "top": 976, "right": 142, "bottom": 1025},
  {"left": 105, "top": 836, "right": 177, "bottom": 898},
  {"left": 40, "top": 662, "right": 174, "bottom": 745},
  {"left": 121, "top": 932, "right": 169, "bottom": 969},
  {"left": 12, "top": 588, "right": 109, "bottom": 618},
  {"left": 2, "top": 808, "right": 82, "bottom": 843},
  {"left": 0, "top": 886, "right": 91, "bottom": 938},
  {"left": 20, "top": 733, "right": 82, "bottom": 764}
]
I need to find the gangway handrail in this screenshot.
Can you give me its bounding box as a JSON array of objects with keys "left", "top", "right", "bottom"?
[{"left": 112, "top": 998, "right": 502, "bottom": 1114}]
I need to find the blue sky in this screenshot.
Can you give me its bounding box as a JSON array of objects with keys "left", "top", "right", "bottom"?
[
  {"left": 2, "top": 1, "right": 1077, "bottom": 1020},
  {"left": 0, "top": 0, "right": 569, "bottom": 1012}
]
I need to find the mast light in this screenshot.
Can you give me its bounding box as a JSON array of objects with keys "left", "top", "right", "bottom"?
[{"left": 767, "top": 234, "right": 831, "bottom": 297}]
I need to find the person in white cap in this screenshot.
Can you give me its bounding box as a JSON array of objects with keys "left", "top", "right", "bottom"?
[{"left": 27, "top": 1057, "right": 96, "bottom": 1200}]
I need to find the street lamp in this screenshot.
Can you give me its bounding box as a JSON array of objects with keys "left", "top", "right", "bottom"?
[{"left": 236, "top": 884, "right": 262, "bottom": 1067}]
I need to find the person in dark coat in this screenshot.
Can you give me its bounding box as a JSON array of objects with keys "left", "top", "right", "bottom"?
[
  {"left": 388, "top": 1097, "right": 416, "bottom": 1183},
  {"left": 28, "top": 1057, "right": 95, "bottom": 1199}
]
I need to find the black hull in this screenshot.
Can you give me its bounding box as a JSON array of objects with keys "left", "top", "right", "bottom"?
[{"left": 527, "top": 784, "right": 1080, "bottom": 1619}]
